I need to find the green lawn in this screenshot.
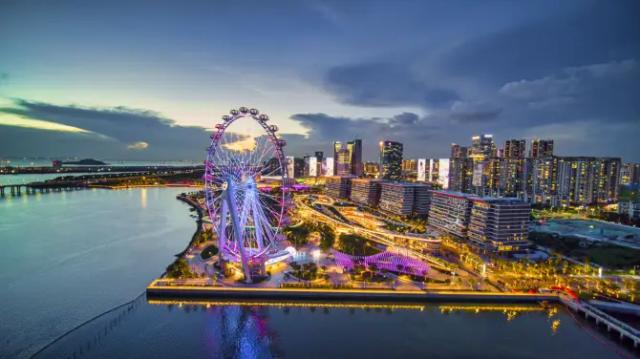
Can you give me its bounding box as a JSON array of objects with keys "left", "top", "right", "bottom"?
[{"left": 529, "top": 232, "right": 640, "bottom": 269}]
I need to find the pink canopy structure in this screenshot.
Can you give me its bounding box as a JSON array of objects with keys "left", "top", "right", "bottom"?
[{"left": 333, "top": 250, "right": 429, "bottom": 277}]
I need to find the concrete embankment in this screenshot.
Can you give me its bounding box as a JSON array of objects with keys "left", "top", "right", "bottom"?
[{"left": 146, "top": 284, "right": 557, "bottom": 303}]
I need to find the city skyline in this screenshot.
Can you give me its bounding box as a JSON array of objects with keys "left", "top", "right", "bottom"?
[{"left": 1, "top": 0, "right": 639, "bottom": 161}]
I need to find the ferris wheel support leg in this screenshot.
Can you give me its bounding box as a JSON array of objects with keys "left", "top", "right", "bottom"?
[
  {"left": 225, "top": 181, "right": 252, "bottom": 283},
  {"left": 252, "top": 200, "right": 265, "bottom": 251},
  {"left": 217, "top": 197, "right": 228, "bottom": 259}
]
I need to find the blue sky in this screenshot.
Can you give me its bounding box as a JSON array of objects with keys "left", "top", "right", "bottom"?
[{"left": 1, "top": 0, "right": 638, "bottom": 161}]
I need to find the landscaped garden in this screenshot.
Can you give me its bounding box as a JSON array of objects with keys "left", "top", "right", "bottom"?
[{"left": 336, "top": 233, "right": 382, "bottom": 256}]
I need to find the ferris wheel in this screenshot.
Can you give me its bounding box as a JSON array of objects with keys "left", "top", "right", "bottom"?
[{"left": 204, "top": 107, "right": 289, "bottom": 282}]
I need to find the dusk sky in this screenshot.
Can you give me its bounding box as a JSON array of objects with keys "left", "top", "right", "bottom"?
[{"left": 1, "top": 0, "right": 638, "bottom": 162}]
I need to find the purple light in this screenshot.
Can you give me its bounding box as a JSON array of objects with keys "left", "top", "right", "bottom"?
[{"left": 333, "top": 250, "right": 429, "bottom": 276}]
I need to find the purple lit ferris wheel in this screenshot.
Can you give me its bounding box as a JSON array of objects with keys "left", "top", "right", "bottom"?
[{"left": 204, "top": 107, "right": 289, "bottom": 283}]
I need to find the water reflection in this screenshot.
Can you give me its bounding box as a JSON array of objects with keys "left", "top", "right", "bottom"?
[
  {"left": 30, "top": 297, "right": 631, "bottom": 359},
  {"left": 140, "top": 188, "right": 148, "bottom": 208}
]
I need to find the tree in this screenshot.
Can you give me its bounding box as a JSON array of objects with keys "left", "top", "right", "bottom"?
[
  {"left": 166, "top": 258, "right": 193, "bottom": 278},
  {"left": 317, "top": 223, "right": 335, "bottom": 250}
]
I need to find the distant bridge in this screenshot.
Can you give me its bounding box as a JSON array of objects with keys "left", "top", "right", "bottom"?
[{"left": 0, "top": 180, "right": 89, "bottom": 196}]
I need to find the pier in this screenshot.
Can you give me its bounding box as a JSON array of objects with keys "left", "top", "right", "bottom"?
[{"left": 561, "top": 295, "right": 640, "bottom": 348}]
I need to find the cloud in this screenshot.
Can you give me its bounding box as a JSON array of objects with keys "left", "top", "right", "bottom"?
[
  {"left": 499, "top": 59, "right": 639, "bottom": 122},
  {"left": 323, "top": 62, "right": 458, "bottom": 109},
  {"left": 500, "top": 59, "right": 637, "bottom": 100},
  {"left": 0, "top": 99, "right": 246, "bottom": 160},
  {"left": 449, "top": 101, "right": 502, "bottom": 123},
  {"left": 127, "top": 141, "right": 149, "bottom": 150},
  {"left": 440, "top": 1, "right": 640, "bottom": 85}
]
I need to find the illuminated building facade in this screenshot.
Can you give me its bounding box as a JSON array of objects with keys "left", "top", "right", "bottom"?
[
  {"left": 325, "top": 176, "right": 352, "bottom": 199},
  {"left": 347, "top": 139, "right": 363, "bottom": 177},
  {"left": 556, "top": 157, "right": 621, "bottom": 206},
  {"left": 427, "top": 191, "right": 473, "bottom": 238},
  {"left": 530, "top": 139, "right": 554, "bottom": 159},
  {"left": 621, "top": 163, "right": 640, "bottom": 186},
  {"left": 467, "top": 198, "right": 531, "bottom": 252},
  {"left": 364, "top": 162, "right": 380, "bottom": 177},
  {"left": 379, "top": 182, "right": 430, "bottom": 217},
  {"left": 350, "top": 178, "right": 382, "bottom": 207},
  {"left": 379, "top": 140, "right": 403, "bottom": 181}
]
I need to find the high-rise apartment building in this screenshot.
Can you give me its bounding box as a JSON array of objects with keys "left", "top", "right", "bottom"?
[
  {"left": 556, "top": 157, "right": 621, "bottom": 206},
  {"left": 621, "top": 163, "right": 640, "bottom": 186},
  {"left": 530, "top": 139, "right": 554, "bottom": 159},
  {"left": 470, "top": 134, "right": 496, "bottom": 161},
  {"left": 504, "top": 139, "right": 526, "bottom": 159},
  {"left": 530, "top": 157, "right": 559, "bottom": 206},
  {"left": 379, "top": 140, "right": 403, "bottom": 181},
  {"left": 618, "top": 185, "right": 640, "bottom": 220}
]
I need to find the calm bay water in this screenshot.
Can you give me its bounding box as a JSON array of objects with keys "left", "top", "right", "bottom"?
[
  {"left": 0, "top": 186, "right": 633, "bottom": 358},
  {"left": 0, "top": 188, "right": 194, "bottom": 358}
]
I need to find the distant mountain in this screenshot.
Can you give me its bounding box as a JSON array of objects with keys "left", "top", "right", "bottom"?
[{"left": 62, "top": 158, "right": 108, "bottom": 165}]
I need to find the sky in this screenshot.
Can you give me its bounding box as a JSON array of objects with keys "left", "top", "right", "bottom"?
[{"left": 0, "top": 0, "right": 638, "bottom": 162}]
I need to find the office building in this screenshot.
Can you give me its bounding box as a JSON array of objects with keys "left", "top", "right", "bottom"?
[
  {"left": 303, "top": 155, "right": 318, "bottom": 177},
  {"left": 467, "top": 197, "right": 531, "bottom": 252},
  {"left": 421, "top": 158, "right": 450, "bottom": 189},
  {"left": 285, "top": 156, "right": 295, "bottom": 179},
  {"left": 417, "top": 159, "right": 427, "bottom": 182},
  {"left": 350, "top": 179, "right": 382, "bottom": 207},
  {"left": 378, "top": 182, "right": 431, "bottom": 217},
  {"left": 347, "top": 139, "right": 363, "bottom": 176},
  {"left": 333, "top": 139, "right": 362, "bottom": 176},
  {"left": 332, "top": 141, "right": 342, "bottom": 175},
  {"left": 427, "top": 191, "right": 474, "bottom": 238},
  {"left": 379, "top": 140, "right": 403, "bottom": 181},
  {"left": 429, "top": 191, "right": 531, "bottom": 252},
  {"left": 336, "top": 147, "right": 352, "bottom": 176},
  {"left": 448, "top": 144, "right": 473, "bottom": 193},
  {"left": 315, "top": 151, "right": 323, "bottom": 177},
  {"left": 323, "top": 157, "right": 334, "bottom": 177},
  {"left": 364, "top": 162, "right": 380, "bottom": 177},
  {"left": 325, "top": 176, "right": 352, "bottom": 199},
  {"left": 293, "top": 158, "right": 305, "bottom": 178}
]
